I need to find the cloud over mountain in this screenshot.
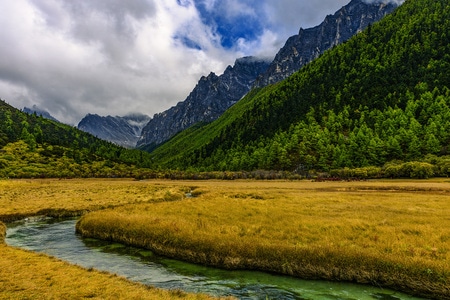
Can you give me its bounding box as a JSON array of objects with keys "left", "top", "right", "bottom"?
[{"left": 0, "top": 0, "right": 349, "bottom": 124}]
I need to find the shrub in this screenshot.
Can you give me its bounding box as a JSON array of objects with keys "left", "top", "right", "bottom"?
[
  {"left": 402, "top": 162, "right": 435, "bottom": 179},
  {"left": 383, "top": 161, "right": 435, "bottom": 179}
]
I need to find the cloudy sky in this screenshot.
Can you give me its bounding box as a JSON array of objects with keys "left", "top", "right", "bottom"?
[{"left": 0, "top": 0, "right": 364, "bottom": 125}]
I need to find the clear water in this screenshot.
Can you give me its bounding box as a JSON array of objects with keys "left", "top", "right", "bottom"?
[{"left": 6, "top": 218, "right": 426, "bottom": 300}]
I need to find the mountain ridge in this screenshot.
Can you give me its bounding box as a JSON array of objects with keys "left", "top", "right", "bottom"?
[
  {"left": 0, "top": 98, "right": 155, "bottom": 178},
  {"left": 78, "top": 113, "right": 151, "bottom": 149},
  {"left": 253, "top": 0, "right": 397, "bottom": 87},
  {"left": 23, "top": 105, "right": 59, "bottom": 123},
  {"left": 137, "top": 0, "right": 397, "bottom": 150},
  {"left": 136, "top": 56, "right": 270, "bottom": 150},
  {"left": 148, "top": 0, "right": 450, "bottom": 175}
]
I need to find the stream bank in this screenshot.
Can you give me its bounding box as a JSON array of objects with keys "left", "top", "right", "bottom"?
[{"left": 6, "top": 217, "right": 425, "bottom": 300}]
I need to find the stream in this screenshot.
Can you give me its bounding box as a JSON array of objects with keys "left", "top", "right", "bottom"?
[{"left": 5, "top": 218, "right": 426, "bottom": 300}]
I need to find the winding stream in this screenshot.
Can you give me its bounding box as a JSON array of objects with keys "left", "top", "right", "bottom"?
[{"left": 6, "top": 218, "right": 425, "bottom": 300}]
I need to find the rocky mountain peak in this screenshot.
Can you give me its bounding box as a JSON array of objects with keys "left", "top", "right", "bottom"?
[
  {"left": 78, "top": 113, "right": 150, "bottom": 148},
  {"left": 117, "top": 0, "right": 399, "bottom": 150},
  {"left": 136, "top": 56, "right": 270, "bottom": 150},
  {"left": 253, "top": 0, "right": 398, "bottom": 88}
]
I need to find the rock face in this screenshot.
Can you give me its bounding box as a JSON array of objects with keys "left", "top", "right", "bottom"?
[
  {"left": 137, "top": 56, "right": 270, "bottom": 150},
  {"left": 253, "top": 0, "right": 398, "bottom": 88},
  {"left": 78, "top": 113, "right": 151, "bottom": 148},
  {"left": 138, "top": 0, "right": 398, "bottom": 150}
]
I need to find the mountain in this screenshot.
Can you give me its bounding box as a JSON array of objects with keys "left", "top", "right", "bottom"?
[
  {"left": 23, "top": 105, "right": 59, "bottom": 122},
  {"left": 0, "top": 98, "right": 155, "bottom": 178},
  {"left": 136, "top": 56, "right": 270, "bottom": 150},
  {"left": 78, "top": 113, "right": 151, "bottom": 148},
  {"left": 253, "top": 0, "right": 398, "bottom": 88},
  {"left": 148, "top": 0, "right": 450, "bottom": 176},
  {"left": 137, "top": 0, "right": 397, "bottom": 151}
]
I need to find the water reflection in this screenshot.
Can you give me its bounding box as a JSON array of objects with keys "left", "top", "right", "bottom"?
[{"left": 6, "top": 218, "right": 425, "bottom": 300}]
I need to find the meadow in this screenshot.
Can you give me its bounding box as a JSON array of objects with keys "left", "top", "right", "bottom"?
[
  {"left": 0, "top": 179, "right": 231, "bottom": 300},
  {"left": 1, "top": 178, "right": 449, "bottom": 299},
  {"left": 76, "top": 179, "right": 450, "bottom": 299}
]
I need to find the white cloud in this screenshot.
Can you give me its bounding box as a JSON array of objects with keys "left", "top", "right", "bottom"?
[
  {"left": 220, "top": 0, "right": 256, "bottom": 19},
  {"left": 263, "top": 0, "right": 350, "bottom": 37},
  {"left": 199, "top": 0, "right": 217, "bottom": 12},
  {"left": 0, "top": 0, "right": 397, "bottom": 125},
  {"left": 0, "top": 0, "right": 236, "bottom": 124}
]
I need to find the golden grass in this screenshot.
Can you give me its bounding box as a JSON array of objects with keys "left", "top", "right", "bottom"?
[
  {"left": 76, "top": 179, "right": 450, "bottom": 299},
  {"left": 0, "top": 178, "right": 187, "bottom": 222},
  {"left": 0, "top": 244, "right": 223, "bottom": 300},
  {"left": 0, "top": 179, "right": 232, "bottom": 300},
  {"left": 2, "top": 178, "right": 450, "bottom": 298}
]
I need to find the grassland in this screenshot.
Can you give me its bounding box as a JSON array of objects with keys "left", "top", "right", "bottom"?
[
  {"left": 0, "top": 178, "right": 189, "bottom": 222},
  {"left": 0, "top": 244, "right": 225, "bottom": 300},
  {"left": 1, "top": 179, "right": 449, "bottom": 299},
  {"left": 0, "top": 179, "right": 231, "bottom": 300},
  {"left": 76, "top": 179, "right": 450, "bottom": 299}
]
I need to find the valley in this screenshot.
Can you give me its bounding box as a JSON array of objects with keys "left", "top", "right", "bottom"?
[{"left": 1, "top": 0, "right": 450, "bottom": 299}]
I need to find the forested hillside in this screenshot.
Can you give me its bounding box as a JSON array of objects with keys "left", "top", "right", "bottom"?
[
  {"left": 0, "top": 100, "right": 154, "bottom": 178},
  {"left": 149, "top": 0, "right": 450, "bottom": 178}
]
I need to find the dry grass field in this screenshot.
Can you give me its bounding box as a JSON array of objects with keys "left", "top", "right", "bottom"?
[
  {"left": 0, "top": 178, "right": 188, "bottom": 221},
  {"left": 1, "top": 178, "right": 450, "bottom": 299},
  {"left": 0, "top": 179, "right": 232, "bottom": 300},
  {"left": 77, "top": 179, "right": 450, "bottom": 299},
  {"left": 0, "top": 245, "right": 223, "bottom": 300}
]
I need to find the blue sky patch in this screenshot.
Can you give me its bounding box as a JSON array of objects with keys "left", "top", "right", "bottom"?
[
  {"left": 174, "top": 34, "right": 203, "bottom": 50},
  {"left": 191, "top": 0, "right": 264, "bottom": 49}
]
